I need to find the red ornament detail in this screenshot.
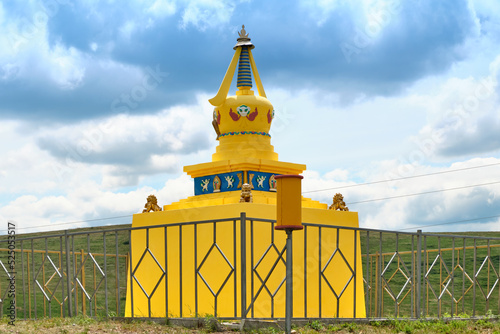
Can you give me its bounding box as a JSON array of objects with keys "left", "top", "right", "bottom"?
[
  {"left": 247, "top": 107, "right": 258, "bottom": 121},
  {"left": 217, "top": 110, "right": 221, "bottom": 125},
  {"left": 267, "top": 109, "right": 272, "bottom": 123},
  {"left": 229, "top": 108, "right": 240, "bottom": 121}
]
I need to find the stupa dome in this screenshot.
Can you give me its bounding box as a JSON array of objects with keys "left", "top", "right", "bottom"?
[{"left": 209, "top": 26, "right": 277, "bottom": 161}]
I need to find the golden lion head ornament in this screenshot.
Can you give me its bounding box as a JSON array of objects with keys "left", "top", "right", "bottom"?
[
  {"left": 329, "top": 193, "right": 349, "bottom": 211},
  {"left": 239, "top": 183, "right": 253, "bottom": 203},
  {"left": 142, "top": 194, "right": 162, "bottom": 213}
]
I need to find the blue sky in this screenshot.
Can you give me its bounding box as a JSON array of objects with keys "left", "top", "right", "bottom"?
[{"left": 1, "top": 0, "right": 500, "bottom": 233}]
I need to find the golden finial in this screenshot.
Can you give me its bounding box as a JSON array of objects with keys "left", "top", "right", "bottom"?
[
  {"left": 234, "top": 24, "right": 254, "bottom": 49},
  {"left": 238, "top": 25, "right": 249, "bottom": 38}
]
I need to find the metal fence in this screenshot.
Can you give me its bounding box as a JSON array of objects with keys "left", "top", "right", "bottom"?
[{"left": 1, "top": 214, "right": 500, "bottom": 320}]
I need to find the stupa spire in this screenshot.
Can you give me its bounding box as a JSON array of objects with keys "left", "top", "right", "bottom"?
[
  {"left": 209, "top": 25, "right": 265, "bottom": 107},
  {"left": 236, "top": 46, "right": 252, "bottom": 90}
]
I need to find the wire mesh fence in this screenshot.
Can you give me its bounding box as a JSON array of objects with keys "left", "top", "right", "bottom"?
[{"left": 0, "top": 215, "right": 499, "bottom": 320}]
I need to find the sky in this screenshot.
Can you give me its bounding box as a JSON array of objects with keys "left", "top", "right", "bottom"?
[{"left": 1, "top": 0, "right": 500, "bottom": 234}]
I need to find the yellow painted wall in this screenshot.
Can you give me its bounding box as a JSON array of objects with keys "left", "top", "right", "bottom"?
[{"left": 125, "top": 204, "right": 366, "bottom": 318}]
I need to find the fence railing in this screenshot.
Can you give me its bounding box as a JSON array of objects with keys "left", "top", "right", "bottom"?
[{"left": 1, "top": 215, "right": 500, "bottom": 320}]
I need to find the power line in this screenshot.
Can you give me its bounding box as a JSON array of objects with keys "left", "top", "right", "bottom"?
[
  {"left": 302, "top": 162, "right": 500, "bottom": 194},
  {"left": 4, "top": 163, "right": 500, "bottom": 233},
  {"left": 8, "top": 214, "right": 134, "bottom": 232},
  {"left": 397, "top": 214, "right": 500, "bottom": 231},
  {"left": 347, "top": 180, "right": 500, "bottom": 205}
]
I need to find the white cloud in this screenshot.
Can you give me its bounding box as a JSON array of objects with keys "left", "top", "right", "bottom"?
[
  {"left": 324, "top": 168, "right": 350, "bottom": 181},
  {"left": 146, "top": 0, "right": 177, "bottom": 17},
  {"left": 299, "top": 0, "right": 342, "bottom": 26},
  {"left": 36, "top": 94, "right": 214, "bottom": 183},
  {"left": 180, "top": 0, "right": 234, "bottom": 30},
  {"left": 48, "top": 45, "right": 87, "bottom": 89},
  {"left": 412, "top": 55, "right": 500, "bottom": 159},
  {"left": 304, "top": 157, "right": 500, "bottom": 232},
  {"left": 0, "top": 173, "right": 194, "bottom": 234},
  {"left": 119, "top": 20, "right": 137, "bottom": 41},
  {"left": 0, "top": 8, "right": 88, "bottom": 90},
  {"left": 267, "top": 87, "right": 426, "bottom": 173}
]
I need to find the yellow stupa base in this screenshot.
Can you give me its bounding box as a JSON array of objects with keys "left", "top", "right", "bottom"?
[{"left": 125, "top": 203, "right": 366, "bottom": 318}]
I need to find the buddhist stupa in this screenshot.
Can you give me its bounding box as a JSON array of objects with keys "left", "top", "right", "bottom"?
[{"left": 126, "top": 26, "right": 365, "bottom": 319}]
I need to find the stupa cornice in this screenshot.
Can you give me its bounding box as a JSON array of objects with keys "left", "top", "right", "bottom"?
[{"left": 183, "top": 158, "right": 306, "bottom": 178}]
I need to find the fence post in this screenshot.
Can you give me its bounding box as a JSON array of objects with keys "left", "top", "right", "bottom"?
[
  {"left": 81, "top": 249, "right": 86, "bottom": 316},
  {"left": 416, "top": 229, "right": 422, "bottom": 319},
  {"left": 64, "top": 230, "right": 73, "bottom": 317},
  {"left": 285, "top": 229, "right": 293, "bottom": 334},
  {"left": 240, "top": 212, "right": 247, "bottom": 320},
  {"left": 374, "top": 251, "right": 379, "bottom": 317},
  {"left": 377, "top": 232, "right": 383, "bottom": 317}
]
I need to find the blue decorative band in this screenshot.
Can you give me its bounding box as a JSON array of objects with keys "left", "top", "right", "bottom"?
[
  {"left": 238, "top": 46, "right": 252, "bottom": 89},
  {"left": 219, "top": 131, "right": 271, "bottom": 137}
]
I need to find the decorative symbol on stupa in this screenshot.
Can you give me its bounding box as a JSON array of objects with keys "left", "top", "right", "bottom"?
[
  {"left": 237, "top": 173, "right": 243, "bottom": 188},
  {"left": 247, "top": 108, "right": 258, "bottom": 121},
  {"left": 237, "top": 105, "right": 250, "bottom": 117},
  {"left": 267, "top": 109, "right": 273, "bottom": 124},
  {"left": 256, "top": 175, "right": 266, "bottom": 188},
  {"left": 213, "top": 175, "right": 221, "bottom": 192},
  {"left": 225, "top": 175, "right": 235, "bottom": 188},
  {"left": 269, "top": 175, "right": 277, "bottom": 192},
  {"left": 201, "top": 179, "right": 210, "bottom": 192},
  {"left": 248, "top": 173, "right": 255, "bottom": 189},
  {"left": 229, "top": 108, "right": 240, "bottom": 121},
  {"left": 212, "top": 109, "right": 221, "bottom": 139},
  {"left": 213, "top": 109, "right": 221, "bottom": 125}
]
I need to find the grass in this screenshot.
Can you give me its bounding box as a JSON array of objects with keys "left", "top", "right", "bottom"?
[{"left": 3, "top": 316, "right": 500, "bottom": 334}]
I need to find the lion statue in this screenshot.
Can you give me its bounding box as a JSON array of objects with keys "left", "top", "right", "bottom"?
[
  {"left": 239, "top": 183, "right": 253, "bottom": 203},
  {"left": 329, "top": 193, "right": 349, "bottom": 211},
  {"left": 142, "top": 195, "right": 162, "bottom": 213}
]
